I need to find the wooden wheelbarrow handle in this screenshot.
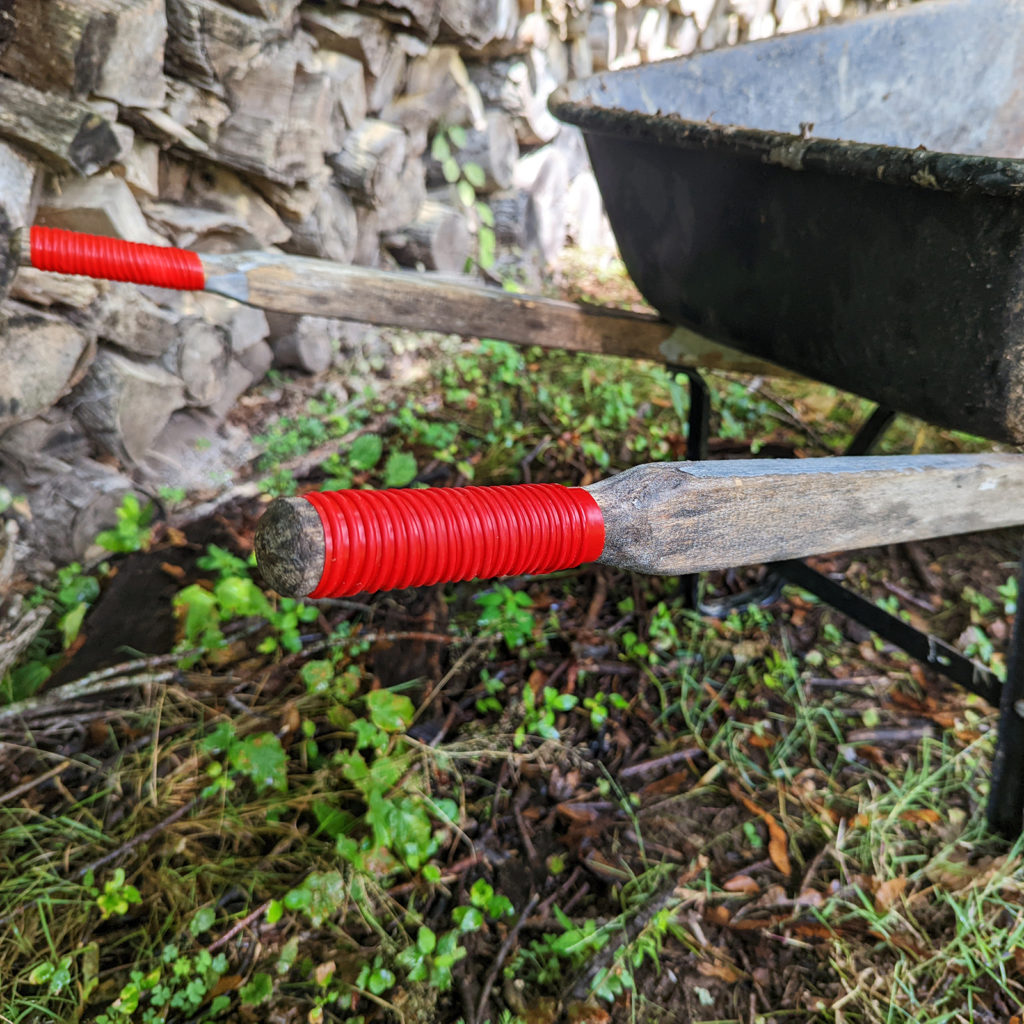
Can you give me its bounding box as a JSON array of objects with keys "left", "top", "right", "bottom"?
[
  {"left": 254, "top": 453, "right": 1024, "bottom": 597},
  {"left": 12, "top": 224, "right": 787, "bottom": 375}
]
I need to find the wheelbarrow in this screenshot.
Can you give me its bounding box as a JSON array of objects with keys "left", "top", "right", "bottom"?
[{"left": 10, "top": 0, "right": 1024, "bottom": 834}]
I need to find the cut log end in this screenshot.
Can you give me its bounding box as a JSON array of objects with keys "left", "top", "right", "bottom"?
[
  {"left": 0, "top": 209, "right": 14, "bottom": 302},
  {"left": 254, "top": 496, "right": 326, "bottom": 597}
]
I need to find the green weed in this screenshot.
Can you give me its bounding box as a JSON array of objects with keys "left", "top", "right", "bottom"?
[
  {"left": 95, "top": 494, "right": 155, "bottom": 554},
  {"left": 514, "top": 684, "right": 578, "bottom": 747},
  {"left": 475, "top": 585, "right": 537, "bottom": 650},
  {"left": 1, "top": 561, "right": 108, "bottom": 700},
  {"left": 430, "top": 124, "right": 496, "bottom": 271}
]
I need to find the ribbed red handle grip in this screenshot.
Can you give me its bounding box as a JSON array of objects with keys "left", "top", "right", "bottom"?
[
  {"left": 29, "top": 226, "right": 205, "bottom": 290},
  {"left": 304, "top": 485, "right": 605, "bottom": 598}
]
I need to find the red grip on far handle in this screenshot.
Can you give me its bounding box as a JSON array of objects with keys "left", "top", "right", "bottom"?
[
  {"left": 304, "top": 484, "right": 605, "bottom": 598},
  {"left": 29, "top": 226, "right": 205, "bottom": 290}
]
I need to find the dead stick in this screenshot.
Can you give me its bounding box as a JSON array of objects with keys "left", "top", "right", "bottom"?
[
  {"left": 0, "top": 668, "right": 179, "bottom": 725},
  {"left": 253, "top": 453, "right": 1024, "bottom": 598},
  {"left": 79, "top": 795, "right": 200, "bottom": 877},
  {"left": 207, "top": 899, "right": 272, "bottom": 953},
  {"left": 16, "top": 225, "right": 786, "bottom": 376},
  {"left": 472, "top": 894, "right": 539, "bottom": 1024},
  {"left": 0, "top": 760, "right": 71, "bottom": 804}
]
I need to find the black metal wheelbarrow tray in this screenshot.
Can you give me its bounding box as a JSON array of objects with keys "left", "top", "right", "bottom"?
[{"left": 551, "top": 0, "right": 1024, "bottom": 445}]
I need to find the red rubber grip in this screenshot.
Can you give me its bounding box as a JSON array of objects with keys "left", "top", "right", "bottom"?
[
  {"left": 303, "top": 484, "right": 605, "bottom": 598},
  {"left": 29, "top": 226, "right": 205, "bottom": 290}
]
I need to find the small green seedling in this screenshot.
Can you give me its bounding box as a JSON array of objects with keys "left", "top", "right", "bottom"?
[{"left": 95, "top": 494, "right": 155, "bottom": 553}]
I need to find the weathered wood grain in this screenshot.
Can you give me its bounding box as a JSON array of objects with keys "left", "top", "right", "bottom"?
[
  {"left": 254, "top": 496, "right": 325, "bottom": 597},
  {"left": 383, "top": 198, "right": 470, "bottom": 272},
  {"left": 0, "top": 77, "right": 121, "bottom": 176},
  {"left": 585, "top": 455, "right": 1024, "bottom": 576},
  {"left": 0, "top": 0, "right": 166, "bottom": 107},
  {"left": 329, "top": 119, "right": 408, "bottom": 207},
  {"left": 0, "top": 209, "right": 15, "bottom": 304},
  {"left": 198, "top": 250, "right": 786, "bottom": 373}
]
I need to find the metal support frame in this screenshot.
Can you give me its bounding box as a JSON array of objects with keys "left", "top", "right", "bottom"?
[
  {"left": 987, "top": 558, "right": 1024, "bottom": 836},
  {"left": 669, "top": 366, "right": 711, "bottom": 608},
  {"left": 668, "top": 375, "right": 1024, "bottom": 836}
]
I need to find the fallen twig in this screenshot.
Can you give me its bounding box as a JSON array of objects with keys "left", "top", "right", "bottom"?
[
  {"left": 0, "top": 665, "right": 180, "bottom": 725},
  {"left": 473, "top": 894, "right": 539, "bottom": 1024},
  {"left": 847, "top": 725, "right": 936, "bottom": 744},
  {"left": 0, "top": 759, "right": 71, "bottom": 804},
  {"left": 78, "top": 794, "right": 201, "bottom": 877},
  {"left": 568, "top": 881, "right": 685, "bottom": 1001},
  {"left": 207, "top": 899, "right": 272, "bottom": 953},
  {"left": 619, "top": 746, "right": 703, "bottom": 779},
  {"left": 387, "top": 853, "right": 484, "bottom": 898}
]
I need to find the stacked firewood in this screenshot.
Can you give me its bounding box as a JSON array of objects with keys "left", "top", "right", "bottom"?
[{"left": 0, "top": 0, "right": 880, "bottom": 567}]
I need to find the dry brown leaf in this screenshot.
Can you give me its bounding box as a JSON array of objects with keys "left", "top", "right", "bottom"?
[
  {"left": 566, "top": 1001, "right": 611, "bottom": 1024},
  {"left": 280, "top": 702, "right": 301, "bottom": 735},
  {"left": 909, "top": 662, "right": 929, "bottom": 688},
  {"left": 727, "top": 781, "right": 792, "bottom": 877},
  {"left": 640, "top": 770, "right": 692, "bottom": 799},
  {"left": 204, "top": 639, "right": 251, "bottom": 668},
  {"left": 732, "top": 639, "right": 769, "bottom": 665},
  {"left": 955, "top": 729, "right": 983, "bottom": 743},
  {"left": 723, "top": 874, "right": 760, "bottom": 894},
  {"left": 735, "top": 915, "right": 787, "bottom": 931},
  {"left": 924, "top": 851, "right": 1006, "bottom": 892},
  {"left": 1013, "top": 948, "right": 1024, "bottom": 975},
  {"left": 795, "top": 888, "right": 824, "bottom": 908},
  {"left": 549, "top": 765, "right": 580, "bottom": 802},
  {"left": 676, "top": 854, "right": 709, "bottom": 886},
  {"left": 164, "top": 525, "right": 189, "bottom": 547},
  {"left": 703, "top": 904, "right": 732, "bottom": 926},
  {"left": 873, "top": 876, "right": 907, "bottom": 911},
  {"left": 899, "top": 808, "right": 941, "bottom": 826},
  {"left": 857, "top": 745, "right": 889, "bottom": 767},
  {"left": 527, "top": 668, "right": 546, "bottom": 695},
  {"left": 314, "top": 960, "right": 336, "bottom": 986},
  {"left": 524, "top": 998, "right": 560, "bottom": 1024},
  {"left": 866, "top": 929, "right": 927, "bottom": 957},
  {"left": 756, "top": 883, "right": 789, "bottom": 906},
  {"left": 795, "top": 392, "right": 837, "bottom": 418},
  {"left": 790, "top": 921, "right": 833, "bottom": 942},
  {"left": 209, "top": 974, "right": 243, "bottom": 996},
  {"left": 583, "top": 849, "right": 629, "bottom": 880},
  {"left": 555, "top": 802, "right": 600, "bottom": 823},
  {"left": 697, "top": 955, "right": 742, "bottom": 982}
]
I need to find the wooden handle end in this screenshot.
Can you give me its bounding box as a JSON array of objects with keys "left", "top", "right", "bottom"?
[{"left": 254, "top": 496, "right": 326, "bottom": 597}]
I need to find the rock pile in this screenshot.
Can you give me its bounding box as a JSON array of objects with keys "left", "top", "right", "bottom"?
[{"left": 0, "top": 0, "right": 885, "bottom": 566}]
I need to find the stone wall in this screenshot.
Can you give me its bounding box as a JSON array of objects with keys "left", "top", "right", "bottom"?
[{"left": 0, "top": 0, "right": 891, "bottom": 565}]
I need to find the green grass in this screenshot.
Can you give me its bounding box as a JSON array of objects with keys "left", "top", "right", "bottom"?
[{"left": 1, "top": 317, "right": 1022, "bottom": 1023}]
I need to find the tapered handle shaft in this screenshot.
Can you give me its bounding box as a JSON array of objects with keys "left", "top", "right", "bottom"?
[
  {"left": 254, "top": 454, "right": 1024, "bottom": 597},
  {"left": 255, "top": 485, "right": 605, "bottom": 598},
  {"left": 15, "top": 224, "right": 786, "bottom": 375}
]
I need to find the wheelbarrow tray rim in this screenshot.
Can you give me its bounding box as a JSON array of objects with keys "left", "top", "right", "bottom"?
[
  {"left": 549, "top": 91, "right": 1024, "bottom": 199},
  {"left": 551, "top": 0, "right": 1024, "bottom": 200}
]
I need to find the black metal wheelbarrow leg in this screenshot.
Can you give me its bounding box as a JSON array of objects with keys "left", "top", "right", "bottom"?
[
  {"left": 665, "top": 394, "right": 1023, "bottom": 836},
  {"left": 987, "top": 555, "right": 1024, "bottom": 837}
]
